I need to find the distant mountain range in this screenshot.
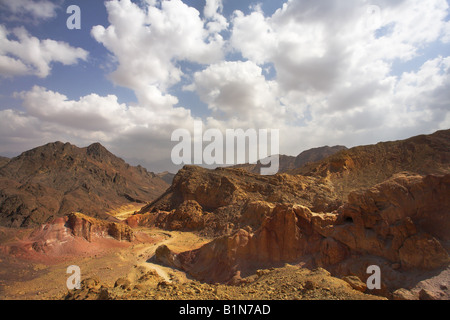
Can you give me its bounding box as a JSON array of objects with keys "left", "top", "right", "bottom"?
[{"left": 232, "top": 145, "right": 348, "bottom": 174}]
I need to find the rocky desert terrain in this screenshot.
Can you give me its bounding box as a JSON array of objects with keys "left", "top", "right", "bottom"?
[{"left": 0, "top": 129, "right": 449, "bottom": 301}]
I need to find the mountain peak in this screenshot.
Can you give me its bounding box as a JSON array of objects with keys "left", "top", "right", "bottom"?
[
  {"left": 86, "top": 142, "right": 114, "bottom": 160},
  {"left": 0, "top": 141, "right": 170, "bottom": 227}
]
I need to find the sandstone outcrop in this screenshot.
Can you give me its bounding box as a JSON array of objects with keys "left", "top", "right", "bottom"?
[
  {"left": 133, "top": 165, "right": 341, "bottom": 236},
  {"left": 65, "top": 212, "right": 135, "bottom": 242},
  {"left": 2, "top": 212, "right": 135, "bottom": 259},
  {"left": 293, "top": 129, "right": 450, "bottom": 200},
  {"left": 155, "top": 173, "right": 449, "bottom": 291}
]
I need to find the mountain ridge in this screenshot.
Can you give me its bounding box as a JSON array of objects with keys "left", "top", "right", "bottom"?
[
  {"left": 231, "top": 145, "right": 348, "bottom": 174},
  {"left": 291, "top": 129, "right": 450, "bottom": 200},
  {"left": 0, "top": 141, "right": 170, "bottom": 227}
]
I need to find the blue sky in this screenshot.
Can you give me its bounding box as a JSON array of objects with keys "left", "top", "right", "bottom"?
[{"left": 0, "top": 0, "right": 449, "bottom": 172}]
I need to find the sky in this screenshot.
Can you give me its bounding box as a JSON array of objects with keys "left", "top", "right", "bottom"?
[{"left": 0, "top": 0, "right": 449, "bottom": 173}]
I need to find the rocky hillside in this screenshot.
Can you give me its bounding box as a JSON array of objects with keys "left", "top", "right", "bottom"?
[
  {"left": 132, "top": 130, "right": 450, "bottom": 239},
  {"left": 129, "top": 165, "right": 342, "bottom": 237},
  {"left": 156, "top": 171, "right": 176, "bottom": 185},
  {"left": 64, "top": 265, "right": 384, "bottom": 300},
  {"left": 292, "top": 129, "right": 450, "bottom": 200},
  {"left": 130, "top": 129, "right": 449, "bottom": 298},
  {"left": 293, "top": 145, "right": 348, "bottom": 168},
  {"left": 156, "top": 173, "right": 449, "bottom": 296},
  {"left": 0, "top": 156, "right": 9, "bottom": 168},
  {"left": 0, "top": 142, "right": 169, "bottom": 227},
  {"left": 0, "top": 211, "right": 137, "bottom": 263}
]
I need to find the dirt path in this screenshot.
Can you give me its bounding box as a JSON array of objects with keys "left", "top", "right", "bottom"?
[
  {"left": 134, "top": 230, "right": 177, "bottom": 283},
  {"left": 0, "top": 226, "right": 208, "bottom": 299},
  {"left": 132, "top": 229, "right": 209, "bottom": 283},
  {"left": 108, "top": 204, "right": 145, "bottom": 221}
]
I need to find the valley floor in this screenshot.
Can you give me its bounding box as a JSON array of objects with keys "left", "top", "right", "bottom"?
[
  {"left": 0, "top": 204, "right": 447, "bottom": 300},
  {"left": 0, "top": 226, "right": 385, "bottom": 301},
  {"left": 0, "top": 227, "right": 208, "bottom": 300}
]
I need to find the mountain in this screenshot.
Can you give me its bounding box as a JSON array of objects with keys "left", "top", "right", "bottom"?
[
  {"left": 232, "top": 146, "right": 347, "bottom": 174},
  {"left": 291, "top": 129, "right": 450, "bottom": 200},
  {"left": 130, "top": 129, "right": 450, "bottom": 295},
  {"left": 0, "top": 142, "right": 169, "bottom": 228},
  {"left": 232, "top": 154, "right": 296, "bottom": 174},
  {"left": 129, "top": 165, "right": 343, "bottom": 237},
  {"left": 156, "top": 171, "right": 176, "bottom": 185},
  {"left": 156, "top": 172, "right": 450, "bottom": 288},
  {"left": 293, "top": 145, "right": 348, "bottom": 168},
  {"left": 0, "top": 156, "right": 9, "bottom": 168},
  {"left": 132, "top": 130, "right": 450, "bottom": 237}
]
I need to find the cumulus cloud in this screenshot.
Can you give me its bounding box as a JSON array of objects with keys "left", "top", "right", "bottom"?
[
  {"left": 0, "top": 0, "right": 58, "bottom": 21},
  {"left": 187, "top": 60, "right": 285, "bottom": 127},
  {"left": 16, "top": 86, "right": 129, "bottom": 132},
  {"left": 2, "top": 0, "right": 450, "bottom": 173},
  {"left": 0, "top": 25, "right": 88, "bottom": 78},
  {"left": 204, "top": 0, "right": 228, "bottom": 33},
  {"left": 231, "top": 0, "right": 449, "bottom": 94},
  {"left": 225, "top": 0, "right": 450, "bottom": 155},
  {"left": 91, "top": 0, "right": 225, "bottom": 110},
  {"left": 2, "top": 85, "right": 196, "bottom": 172}
]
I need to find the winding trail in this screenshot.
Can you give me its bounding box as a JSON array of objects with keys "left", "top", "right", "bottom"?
[
  {"left": 112, "top": 206, "right": 208, "bottom": 284},
  {"left": 134, "top": 230, "right": 179, "bottom": 283}
]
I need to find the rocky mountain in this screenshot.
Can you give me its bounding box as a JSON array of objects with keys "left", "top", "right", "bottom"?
[
  {"left": 0, "top": 156, "right": 9, "bottom": 168},
  {"left": 292, "top": 129, "right": 450, "bottom": 201},
  {"left": 0, "top": 142, "right": 170, "bottom": 228},
  {"left": 128, "top": 165, "right": 342, "bottom": 237},
  {"left": 156, "top": 171, "right": 176, "bottom": 185},
  {"left": 156, "top": 173, "right": 449, "bottom": 290},
  {"left": 132, "top": 130, "right": 450, "bottom": 237},
  {"left": 232, "top": 145, "right": 347, "bottom": 174},
  {"left": 232, "top": 154, "right": 296, "bottom": 174},
  {"left": 293, "top": 145, "right": 348, "bottom": 168},
  {"left": 130, "top": 129, "right": 449, "bottom": 297}
]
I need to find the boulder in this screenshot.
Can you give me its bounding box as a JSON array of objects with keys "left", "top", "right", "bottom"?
[{"left": 342, "top": 276, "right": 367, "bottom": 293}]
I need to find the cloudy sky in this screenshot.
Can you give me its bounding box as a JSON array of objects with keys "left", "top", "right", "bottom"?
[{"left": 0, "top": 0, "right": 449, "bottom": 173}]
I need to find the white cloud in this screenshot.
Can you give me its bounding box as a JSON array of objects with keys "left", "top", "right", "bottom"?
[
  {"left": 224, "top": 0, "right": 450, "bottom": 155},
  {"left": 0, "top": 55, "right": 29, "bottom": 76},
  {"left": 231, "top": 0, "right": 449, "bottom": 94},
  {"left": 442, "top": 20, "right": 450, "bottom": 43},
  {"left": 91, "top": 0, "right": 225, "bottom": 110},
  {"left": 204, "top": 0, "right": 228, "bottom": 33},
  {"left": 187, "top": 60, "right": 285, "bottom": 128},
  {"left": 0, "top": 25, "right": 88, "bottom": 78},
  {"left": 0, "top": 0, "right": 58, "bottom": 21},
  {"left": 2, "top": 0, "right": 449, "bottom": 173},
  {"left": 16, "top": 85, "right": 195, "bottom": 136},
  {"left": 3, "top": 85, "right": 196, "bottom": 172},
  {"left": 17, "top": 86, "right": 129, "bottom": 132}
]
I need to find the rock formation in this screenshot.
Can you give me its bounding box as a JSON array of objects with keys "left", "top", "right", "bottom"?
[
  {"left": 130, "top": 165, "right": 341, "bottom": 236},
  {"left": 293, "top": 129, "right": 450, "bottom": 200},
  {"left": 0, "top": 212, "right": 135, "bottom": 260},
  {"left": 155, "top": 173, "right": 449, "bottom": 294}
]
